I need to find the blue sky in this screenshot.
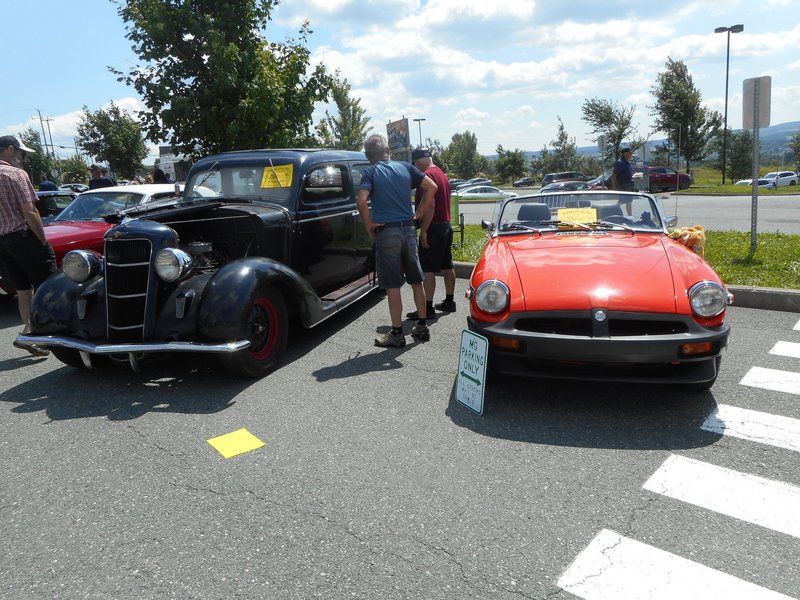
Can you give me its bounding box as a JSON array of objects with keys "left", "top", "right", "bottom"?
[{"left": 2, "top": 0, "right": 799, "bottom": 162}]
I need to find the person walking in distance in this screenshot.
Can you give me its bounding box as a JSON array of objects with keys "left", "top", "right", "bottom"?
[
  {"left": 612, "top": 146, "right": 635, "bottom": 216},
  {"left": 0, "top": 135, "right": 57, "bottom": 357},
  {"left": 357, "top": 134, "right": 437, "bottom": 348},
  {"left": 406, "top": 147, "right": 456, "bottom": 320}
]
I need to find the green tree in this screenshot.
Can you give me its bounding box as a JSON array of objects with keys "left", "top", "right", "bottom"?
[
  {"left": 19, "top": 129, "right": 57, "bottom": 186},
  {"left": 707, "top": 130, "right": 756, "bottom": 182},
  {"left": 550, "top": 117, "right": 579, "bottom": 171},
  {"left": 581, "top": 98, "right": 639, "bottom": 158},
  {"left": 442, "top": 131, "right": 482, "bottom": 179},
  {"left": 650, "top": 58, "right": 722, "bottom": 173},
  {"left": 315, "top": 76, "right": 371, "bottom": 150},
  {"left": 58, "top": 155, "right": 90, "bottom": 184},
  {"left": 75, "top": 102, "right": 148, "bottom": 177},
  {"left": 425, "top": 138, "right": 448, "bottom": 173},
  {"left": 494, "top": 145, "right": 527, "bottom": 183},
  {"left": 789, "top": 130, "right": 800, "bottom": 172},
  {"left": 113, "top": 0, "right": 332, "bottom": 158}
]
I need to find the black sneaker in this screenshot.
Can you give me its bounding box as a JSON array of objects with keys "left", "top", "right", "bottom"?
[
  {"left": 411, "top": 324, "right": 430, "bottom": 342},
  {"left": 434, "top": 299, "right": 457, "bottom": 313},
  {"left": 374, "top": 331, "right": 406, "bottom": 348},
  {"left": 406, "top": 308, "right": 436, "bottom": 320}
]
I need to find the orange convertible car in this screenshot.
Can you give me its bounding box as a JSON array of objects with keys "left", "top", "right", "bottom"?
[{"left": 468, "top": 191, "right": 732, "bottom": 390}]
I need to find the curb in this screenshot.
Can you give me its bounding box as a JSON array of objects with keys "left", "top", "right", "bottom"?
[{"left": 452, "top": 262, "right": 800, "bottom": 313}]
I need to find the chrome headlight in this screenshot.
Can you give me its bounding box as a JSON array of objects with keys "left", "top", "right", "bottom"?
[
  {"left": 154, "top": 248, "right": 194, "bottom": 282},
  {"left": 63, "top": 250, "right": 102, "bottom": 283},
  {"left": 474, "top": 280, "right": 510, "bottom": 314},
  {"left": 688, "top": 281, "right": 726, "bottom": 318}
]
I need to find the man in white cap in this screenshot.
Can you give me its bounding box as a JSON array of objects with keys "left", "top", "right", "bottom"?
[{"left": 0, "top": 135, "right": 56, "bottom": 357}]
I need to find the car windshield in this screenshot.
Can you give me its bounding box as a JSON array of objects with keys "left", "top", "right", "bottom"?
[
  {"left": 494, "top": 192, "right": 665, "bottom": 233},
  {"left": 184, "top": 162, "right": 294, "bottom": 205},
  {"left": 54, "top": 191, "right": 147, "bottom": 222}
]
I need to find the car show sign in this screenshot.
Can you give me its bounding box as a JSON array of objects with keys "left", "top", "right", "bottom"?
[{"left": 456, "top": 329, "right": 488, "bottom": 415}]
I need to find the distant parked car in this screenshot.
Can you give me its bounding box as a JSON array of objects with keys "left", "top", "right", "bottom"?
[
  {"left": 539, "top": 180, "right": 593, "bottom": 193},
  {"left": 454, "top": 185, "right": 517, "bottom": 200},
  {"left": 59, "top": 183, "right": 89, "bottom": 193},
  {"left": 456, "top": 177, "right": 492, "bottom": 190},
  {"left": 762, "top": 171, "right": 797, "bottom": 187},
  {"left": 448, "top": 178, "right": 466, "bottom": 188},
  {"left": 643, "top": 166, "right": 692, "bottom": 193},
  {"left": 541, "top": 171, "right": 589, "bottom": 186},
  {"left": 513, "top": 176, "right": 536, "bottom": 187},
  {"left": 734, "top": 179, "right": 776, "bottom": 189}
]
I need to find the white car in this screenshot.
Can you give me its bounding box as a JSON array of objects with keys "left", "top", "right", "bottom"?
[
  {"left": 734, "top": 178, "right": 776, "bottom": 189},
  {"left": 453, "top": 185, "right": 517, "bottom": 200},
  {"left": 763, "top": 171, "right": 797, "bottom": 187}
]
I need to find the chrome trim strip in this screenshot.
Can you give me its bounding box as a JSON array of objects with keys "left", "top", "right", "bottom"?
[{"left": 15, "top": 335, "right": 251, "bottom": 354}]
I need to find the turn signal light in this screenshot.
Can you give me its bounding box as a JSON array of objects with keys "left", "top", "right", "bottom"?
[
  {"left": 681, "top": 342, "right": 713, "bottom": 356},
  {"left": 490, "top": 337, "right": 520, "bottom": 350}
]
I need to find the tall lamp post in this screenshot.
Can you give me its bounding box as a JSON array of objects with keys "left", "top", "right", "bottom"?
[
  {"left": 714, "top": 24, "right": 744, "bottom": 185},
  {"left": 413, "top": 118, "right": 426, "bottom": 147}
]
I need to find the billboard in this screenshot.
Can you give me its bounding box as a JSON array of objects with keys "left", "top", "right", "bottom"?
[{"left": 386, "top": 118, "right": 410, "bottom": 152}]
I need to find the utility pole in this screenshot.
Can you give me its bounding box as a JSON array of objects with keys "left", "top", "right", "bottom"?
[
  {"left": 43, "top": 116, "right": 56, "bottom": 159},
  {"left": 36, "top": 109, "right": 50, "bottom": 158}
]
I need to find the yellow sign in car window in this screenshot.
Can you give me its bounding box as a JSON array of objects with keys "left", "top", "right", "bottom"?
[
  {"left": 260, "top": 164, "right": 293, "bottom": 189},
  {"left": 557, "top": 207, "right": 597, "bottom": 223}
]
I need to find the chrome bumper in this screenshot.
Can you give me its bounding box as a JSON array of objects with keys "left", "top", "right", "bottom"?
[{"left": 15, "top": 335, "right": 250, "bottom": 355}]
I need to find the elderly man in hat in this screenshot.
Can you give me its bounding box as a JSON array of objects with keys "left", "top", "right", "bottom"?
[
  {"left": 0, "top": 135, "right": 57, "bottom": 357},
  {"left": 88, "top": 163, "right": 116, "bottom": 189},
  {"left": 406, "top": 147, "right": 457, "bottom": 320}
]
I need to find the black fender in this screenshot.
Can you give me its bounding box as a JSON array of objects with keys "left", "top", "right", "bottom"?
[
  {"left": 196, "top": 257, "right": 322, "bottom": 341},
  {"left": 30, "top": 272, "right": 106, "bottom": 335}
]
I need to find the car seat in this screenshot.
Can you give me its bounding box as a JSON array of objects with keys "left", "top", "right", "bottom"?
[
  {"left": 595, "top": 204, "right": 623, "bottom": 219},
  {"left": 516, "top": 203, "right": 551, "bottom": 222}
]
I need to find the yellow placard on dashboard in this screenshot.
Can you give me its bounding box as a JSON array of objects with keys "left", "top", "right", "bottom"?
[
  {"left": 557, "top": 207, "right": 597, "bottom": 223},
  {"left": 261, "top": 164, "right": 293, "bottom": 189}
]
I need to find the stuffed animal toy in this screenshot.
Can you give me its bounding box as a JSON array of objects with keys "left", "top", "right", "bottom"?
[{"left": 669, "top": 225, "right": 706, "bottom": 257}]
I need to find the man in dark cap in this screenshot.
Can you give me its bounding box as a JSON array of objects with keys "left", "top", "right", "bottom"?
[
  {"left": 88, "top": 164, "right": 116, "bottom": 189},
  {"left": 406, "top": 146, "right": 457, "bottom": 319},
  {"left": 0, "top": 135, "right": 57, "bottom": 357},
  {"left": 612, "top": 146, "right": 635, "bottom": 215}
]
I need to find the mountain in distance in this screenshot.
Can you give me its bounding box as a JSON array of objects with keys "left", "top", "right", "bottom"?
[{"left": 495, "top": 121, "right": 799, "bottom": 160}]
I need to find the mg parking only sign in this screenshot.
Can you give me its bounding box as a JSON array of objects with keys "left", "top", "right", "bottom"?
[{"left": 456, "top": 330, "right": 488, "bottom": 415}]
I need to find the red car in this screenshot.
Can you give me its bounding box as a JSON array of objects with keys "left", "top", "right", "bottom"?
[
  {"left": 469, "top": 190, "right": 732, "bottom": 390},
  {"left": 640, "top": 166, "right": 692, "bottom": 193},
  {"left": 44, "top": 184, "right": 181, "bottom": 265}
]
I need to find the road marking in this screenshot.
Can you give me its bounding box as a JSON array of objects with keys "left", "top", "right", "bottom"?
[
  {"left": 793, "top": 318, "right": 800, "bottom": 331},
  {"left": 770, "top": 340, "right": 800, "bottom": 358},
  {"left": 643, "top": 455, "right": 800, "bottom": 538},
  {"left": 557, "top": 529, "right": 793, "bottom": 599},
  {"left": 701, "top": 404, "right": 800, "bottom": 453},
  {"left": 740, "top": 366, "right": 800, "bottom": 395}
]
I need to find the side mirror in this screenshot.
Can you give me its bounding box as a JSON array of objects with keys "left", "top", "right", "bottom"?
[
  {"left": 481, "top": 219, "right": 495, "bottom": 231},
  {"left": 665, "top": 215, "right": 678, "bottom": 228}
]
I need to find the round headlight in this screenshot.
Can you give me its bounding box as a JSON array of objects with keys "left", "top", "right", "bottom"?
[
  {"left": 62, "top": 250, "right": 102, "bottom": 283},
  {"left": 474, "top": 280, "right": 510, "bottom": 314},
  {"left": 154, "top": 248, "right": 194, "bottom": 282},
  {"left": 688, "top": 281, "right": 726, "bottom": 318}
]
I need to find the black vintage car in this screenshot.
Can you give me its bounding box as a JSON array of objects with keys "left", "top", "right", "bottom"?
[{"left": 18, "top": 149, "right": 378, "bottom": 376}]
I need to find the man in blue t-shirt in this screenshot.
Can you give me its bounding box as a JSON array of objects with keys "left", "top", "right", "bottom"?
[{"left": 357, "top": 133, "right": 437, "bottom": 348}]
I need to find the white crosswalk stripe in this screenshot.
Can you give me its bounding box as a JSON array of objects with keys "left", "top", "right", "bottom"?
[
  {"left": 740, "top": 366, "right": 800, "bottom": 395},
  {"left": 701, "top": 404, "right": 800, "bottom": 453},
  {"left": 770, "top": 340, "right": 800, "bottom": 359},
  {"left": 643, "top": 455, "right": 800, "bottom": 538},
  {"left": 557, "top": 529, "right": 794, "bottom": 600}
]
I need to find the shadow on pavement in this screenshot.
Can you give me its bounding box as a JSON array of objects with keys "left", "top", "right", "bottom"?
[{"left": 445, "top": 375, "right": 722, "bottom": 451}]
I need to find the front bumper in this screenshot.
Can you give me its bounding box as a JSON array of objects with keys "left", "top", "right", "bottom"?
[
  {"left": 468, "top": 309, "right": 729, "bottom": 384},
  {"left": 15, "top": 334, "right": 250, "bottom": 356}
]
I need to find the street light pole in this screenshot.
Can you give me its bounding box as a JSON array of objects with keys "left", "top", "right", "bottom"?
[
  {"left": 413, "top": 118, "right": 426, "bottom": 147},
  {"left": 715, "top": 24, "right": 744, "bottom": 185}
]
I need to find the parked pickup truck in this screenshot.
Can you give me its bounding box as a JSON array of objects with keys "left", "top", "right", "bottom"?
[{"left": 639, "top": 166, "right": 692, "bottom": 193}]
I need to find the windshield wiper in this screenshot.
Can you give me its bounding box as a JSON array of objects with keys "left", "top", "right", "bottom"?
[
  {"left": 500, "top": 222, "right": 540, "bottom": 233},
  {"left": 595, "top": 220, "right": 635, "bottom": 233},
  {"left": 185, "top": 161, "right": 221, "bottom": 200}
]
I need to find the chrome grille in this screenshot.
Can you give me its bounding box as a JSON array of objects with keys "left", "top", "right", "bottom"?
[{"left": 105, "top": 239, "right": 152, "bottom": 342}]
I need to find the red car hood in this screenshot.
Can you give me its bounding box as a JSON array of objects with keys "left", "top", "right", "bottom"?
[
  {"left": 44, "top": 221, "right": 113, "bottom": 265},
  {"left": 504, "top": 233, "right": 678, "bottom": 313}
]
